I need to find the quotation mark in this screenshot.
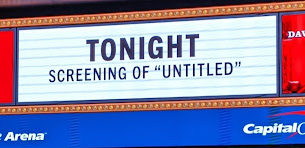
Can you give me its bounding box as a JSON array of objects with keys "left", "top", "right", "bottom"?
[
  {"left": 235, "top": 61, "right": 241, "bottom": 67},
  {"left": 155, "top": 65, "right": 161, "bottom": 71}
]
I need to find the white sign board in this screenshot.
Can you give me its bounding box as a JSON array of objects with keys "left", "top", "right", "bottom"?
[{"left": 18, "top": 15, "right": 277, "bottom": 103}]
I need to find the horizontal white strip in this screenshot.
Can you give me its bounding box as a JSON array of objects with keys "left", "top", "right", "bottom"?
[{"left": 18, "top": 15, "right": 277, "bottom": 103}]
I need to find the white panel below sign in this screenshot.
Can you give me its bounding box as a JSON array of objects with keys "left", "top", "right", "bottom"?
[{"left": 18, "top": 15, "right": 277, "bottom": 103}]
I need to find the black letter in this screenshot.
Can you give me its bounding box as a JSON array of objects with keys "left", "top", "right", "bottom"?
[
  {"left": 143, "top": 66, "right": 149, "bottom": 79},
  {"left": 215, "top": 62, "right": 222, "bottom": 76},
  {"left": 183, "top": 64, "right": 190, "bottom": 77},
  {"left": 186, "top": 34, "right": 199, "bottom": 57},
  {"left": 225, "top": 62, "right": 233, "bottom": 75},
  {"left": 93, "top": 68, "right": 102, "bottom": 80},
  {"left": 120, "top": 38, "right": 135, "bottom": 60},
  {"left": 168, "top": 35, "right": 182, "bottom": 58},
  {"left": 67, "top": 69, "right": 74, "bottom": 82},
  {"left": 207, "top": 63, "right": 213, "bottom": 76},
  {"left": 76, "top": 69, "right": 83, "bottom": 81},
  {"left": 197, "top": 63, "right": 205, "bottom": 76},
  {"left": 162, "top": 65, "right": 170, "bottom": 78},
  {"left": 139, "top": 37, "right": 145, "bottom": 59},
  {"left": 148, "top": 36, "right": 163, "bottom": 59},
  {"left": 119, "top": 67, "right": 126, "bottom": 80},
  {"left": 85, "top": 68, "right": 91, "bottom": 81},
  {"left": 133, "top": 66, "right": 141, "bottom": 79},
  {"left": 86, "top": 39, "right": 99, "bottom": 62},
  {"left": 58, "top": 69, "right": 65, "bottom": 82},
  {"left": 101, "top": 39, "right": 116, "bottom": 61},
  {"left": 173, "top": 64, "right": 181, "bottom": 77},
  {"left": 49, "top": 70, "right": 56, "bottom": 82},
  {"left": 109, "top": 67, "right": 116, "bottom": 80}
]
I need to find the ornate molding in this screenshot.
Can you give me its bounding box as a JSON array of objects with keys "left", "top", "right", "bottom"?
[
  {"left": 0, "top": 1, "right": 305, "bottom": 28},
  {"left": 0, "top": 97, "right": 304, "bottom": 115}
]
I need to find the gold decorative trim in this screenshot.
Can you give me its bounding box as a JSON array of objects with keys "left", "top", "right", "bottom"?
[
  {"left": 0, "top": 97, "right": 304, "bottom": 115},
  {"left": 0, "top": 1, "right": 305, "bottom": 28}
]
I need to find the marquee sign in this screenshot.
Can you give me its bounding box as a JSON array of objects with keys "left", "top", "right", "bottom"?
[
  {"left": 17, "top": 15, "right": 277, "bottom": 103},
  {"left": 2, "top": 1, "right": 305, "bottom": 147},
  {"left": 0, "top": 1, "right": 304, "bottom": 111}
]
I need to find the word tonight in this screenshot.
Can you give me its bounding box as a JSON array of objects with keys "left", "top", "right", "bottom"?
[{"left": 86, "top": 34, "right": 199, "bottom": 61}]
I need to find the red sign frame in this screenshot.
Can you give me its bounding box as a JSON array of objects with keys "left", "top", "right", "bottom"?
[{"left": 0, "top": 30, "right": 14, "bottom": 104}]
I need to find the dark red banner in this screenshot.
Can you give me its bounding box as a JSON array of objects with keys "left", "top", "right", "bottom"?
[
  {"left": 0, "top": 30, "right": 14, "bottom": 104},
  {"left": 282, "top": 14, "right": 305, "bottom": 94}
]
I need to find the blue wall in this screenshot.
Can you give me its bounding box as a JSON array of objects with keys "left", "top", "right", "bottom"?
[{"left": 0, "top": 106, "right": 305, "bottom": 147}]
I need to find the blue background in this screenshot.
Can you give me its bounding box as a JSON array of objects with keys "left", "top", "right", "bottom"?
[{"left": 0, "top": 106, "right": 305, "bottom": 147}]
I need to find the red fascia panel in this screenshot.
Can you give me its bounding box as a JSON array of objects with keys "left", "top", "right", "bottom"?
[{"left": 0, "top": 30, "right": 14, "bottom": 104}]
